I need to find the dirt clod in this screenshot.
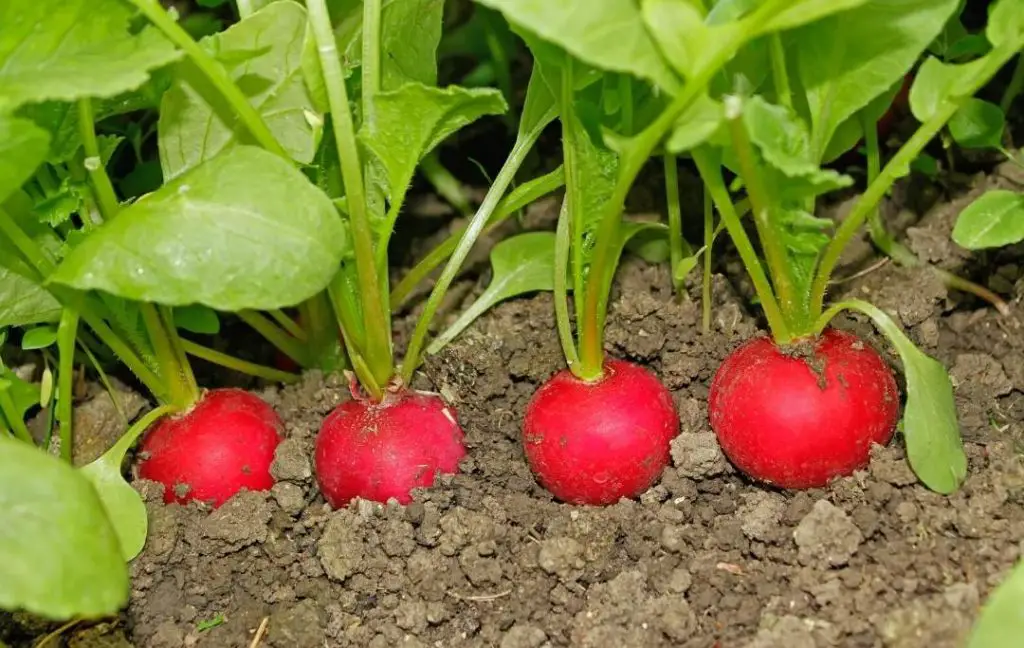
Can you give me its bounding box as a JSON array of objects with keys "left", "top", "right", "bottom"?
[{"left": 793, "top": 500, "right": 863, "bottom": 567}]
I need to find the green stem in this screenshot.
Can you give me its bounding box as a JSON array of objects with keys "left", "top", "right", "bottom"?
[
  {"left": 140, "top": 304, "right": 194, "bottom": 409},
  {"left": 77, "top": 337, "right": 128, "bottom": 426},
  {"left": 236, "top": 0, "right": 254, "bottom": 19},
  {"left": 553, "top": 197, "right": 580, "bottom": 370},
  {"left": 126, "top": 0, "right": 287, "bottom": 158},
  {"left": 0, "top": 208, "right": 55, "bottom": 277},
  {"left": 308, "top": 0, "right": 392, "bottom": 392},
  {"left": 726, "top": 102, "right": 799, "bottom": 323},
  {"left": 999, "top": 53, "right": 1024, "bottom": 114},
  {"left": 237, "top": 309, "right": 310, "bottom": 366},
  {"left": 702, "top": 186, "right": 713, "bottom": 334},
  {"left": 421, "top": 151, "right": 473, "bottom": 216},
  {"left": 180, "top": 339, "right": 300, "bottom": 383},
  {"left": 0, "top": 389, "right": 33, "bottom": 444},
  {"left": 76, "top": 99, "right": 120, "bottom": 220},
  {"left": 400, "top": 129, "right": 541, "bottom": 383},
  {"left": 693, "top": 147, "right": 791, "bottom": 341},
  {"left": 269, "top": 308, "right": 307, "bottom": 341},
  {"left": 106, "top": 405, "right": 179, "bottom": 466},
  {"left": 664, "top": 154, "right": 684, "bottom": 291},
  {"left": 160, "top": 306, "right": 199, "bottom": 401},
  {"left": 769, "top": 33, "right": 792, "bottom": 110},
  {"left": 578, "top": 0, "right": 791, "bottom": 369},
  {"left": 361, "top": 0, "right": 382, "bottom": 133},
  {"left": 56, "top": 308, "right": 79, "bottom": 463},
  {"left": 389, "top": 166, "right": 565, "bottom": 310}
]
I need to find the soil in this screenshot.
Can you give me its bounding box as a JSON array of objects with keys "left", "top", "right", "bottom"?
[{"left": 6, "top": 159, "right": 1024, "bottom": 648}]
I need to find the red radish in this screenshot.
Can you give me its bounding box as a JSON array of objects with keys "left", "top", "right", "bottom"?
[
  {"left": 707, "top": 328, "right": 899, "bottom": 489},
  {"left": 137, "top": 388, "right": 283, "bottom": 507},
  {"left": 314, "top": 390, "right": 466, "bottom": 507},
  {"left": 522, "top": 359, "right": 678, "bottom": 505}
]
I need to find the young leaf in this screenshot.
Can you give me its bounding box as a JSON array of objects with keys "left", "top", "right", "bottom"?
[
  {"left": 173, "top": 304, "right": 221, "bottom": 335},
  {"left": 427, "top": 232, "right": 556, "bottom": 354},
  {"left": 49, "top": 146, "right": 347, "bottom": 312},
  {"left": 642, "top": 0, "right": 738, "bottom": 80},
  {"left": 986, "top": 0, "right": 1024, "bottom": 50},
  {"left": 0, "top": 435, "right": 128, "bottom": 619},
  {"left": 0, "top": 268, "right": 61, "bottom": 327},
  {"left": 666, "top": 93, "right": 726, "bottom": 154},
  {"left": 908, "top": 55, "right": 989, "bottom": 123},
  {"left": 951, "top": 190, "right": 1024, "bottom": 250},
  {"left": 0, "top": 0, "right": 180, "bottom": 111},
  {"left": 967, "top": 559, "right": 1024, "bottom": 648},
  {"left": 347, "top": 0, "right": 445, "bottom": 90},
  {"left": 21, "top": 325, "right": 57, "bottom": 351},
  {"left": 0, "top": 116, "right": 50, "bottom": 204},
  {"left": 0, "top": 365, "right": 42, "bottom": 422},
  {"left": 158, "top": 1, "right": 319, "bottom": 180},
  {"left": 788, "top": 0, "right": 959, "bottom": 159},
  {"left": 948, "top": 98, "right": 1005, "bottom": 149},
  {"left": 359, "top": 83, "right": 507, "bottom": 238},
  {"left": 826, "top": 300, "right": 967, "bottom": 494},
  {"left": 473, "top": 0, "right": 681, "bottom": 94}
]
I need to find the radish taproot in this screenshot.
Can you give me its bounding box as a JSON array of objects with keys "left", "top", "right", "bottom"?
[
  {"left": 708, "top": 329, "right": 899, "bottom": 489},
  {"left": 137, "top": 389, "right": 283, "bottom": 507},
  {"left": 523, "top": 359, "right": 678, "bottom": 505},
  {"left": 314, "top": 390, "right": 466, "bottom": 507}
]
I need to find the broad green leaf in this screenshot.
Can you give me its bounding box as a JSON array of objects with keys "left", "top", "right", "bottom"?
[
  {"left": 951, "top": 190, "right": 1024, "bottom": 250},
  {"left": 173, "top": 304, "right": 221, "bottom": 335},
  {"left": 21, "top": 326, "right": 57, "bottom": 351},
  {"left": 0, "top": 0, "right": 180, "bottom": 111},
  {"left": 0, "top": 268, "right": 61, "bottom": 327},
  {"left": 948, "top": 98, "right": 1005, "bottom": 149},
  {"left": 666, "top": 93, "right": 725, "bottom": 153},
  {"left": 341, "top": 0, "right": 445, "bottom": 89},
  {"left": 821, "top": 76, "right": 905, "bottom": 163},
  {"left": 831, "top": 300, "right": 966, "bottom": 494},
  {"left": 0, "top": 115, "right": 49, "bottom": 204},
  {"left": 427, "top": 232, "right": 556, "bottom": 354},
  {"left": 0, "top": 366, "right": 43, "bottom": 421},
  {"left": 474, "top": 0, "right": 681, "bottom": 94},
  {"left": 0, "top": 435, "right": 128, "bottom": 619},
  {"left": 789, "top": 0, "right": 959, "bottom": 160},
  {"left": 159, "top": 1, "right": 319, "bottom": 180},
  {"left": 967, "top": 559, "right": 1024, "bottom": 648},
  {"left": 908, "top": 55, "right": 989, "bottom": 123},
  {"left": 49, "top": 146, "right": 347, "bottom": 311},
  {"left": 987, "top": 0, "right": 1024, "bottom": 49},
  {"left": 359, "top": 83, "right": 507, "bottom": 237},
  {"left": 757, "top": 0, "right": 869, "bottom": 34},
  {"left": 642, "top": 0, "right": 738, "bottom": 80}
]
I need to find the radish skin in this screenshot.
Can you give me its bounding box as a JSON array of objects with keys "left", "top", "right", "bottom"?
[
  {"left": 522, "top": 359, "right": 678, "bottom": 505},
  {"left": 708, "top": 328, "right": 899, "bottom": 489}
]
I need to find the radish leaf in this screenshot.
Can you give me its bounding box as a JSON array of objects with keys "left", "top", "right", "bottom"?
[
  {"left": 909, "top": 55, "right": 989, "bottom": 123},
  {"left": 967, "top": 559, "right": 1024, "bottom": 648},
  {"left": 0, "top": 268, "right": 61, "bottom": 327},
  {"left": 986, "top": 0, "right": 1024, "bottom": 49},
  {"left": 952, "top": 190, "right": 1024, "bottom": 250},
  {"left": 666, "top": 93, "right": 725, "bottom": 154},
  {"left": 0, "top": 116, "right": 49, "bottom": 204},
  {"left": 948, "top": 98, "right": 1005, "bottom": 149},
  {"left": 0, "top": 0, "right": 181, "bottom": 111},
  {"left": 428, "top": 232, "right": 556, "bottom": 354},
  {"left": 824, "top": 300, "right": 966, "bottom": 494},
  {"left": 173, "top": 305, "right": 222, "bottom": 335},
  {"left": 158, "top": 1, "right": 319, "bottom": 180},
  {"left": 788, "top": 0, "right": 959, "bottom": 159},
  {"left": 0, "top": 435, "right": 128, "bottom": 619},
  {"left": 49, "top": 146, "right": 347, "bottom": 311}
]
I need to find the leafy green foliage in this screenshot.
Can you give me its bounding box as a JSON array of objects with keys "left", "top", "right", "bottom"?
[
  {"left": 786, "top": 0, "right": 959, "bottom": 160},
  {"left": 427, "top": 232, "right": 556, "bottom": 354},
  {"left": 952, "top": 190, "right": 1024, "bottom": 250},
  {"left": 158, "top": 1, "right": 320, "bottom": 180},
  {"left": 173, "top": 305, "right": 221, "bottom": 335},
  {"left": 0, "top": 115, "right": 49, "bottom": 203},
  {"left": 666, "top": 94, "right": 725, "bottom": 154},
  {"left": 49, "top": 146, "right": 347, "bottom": 311},
  {"left": 0, "top": 0, "right": 181, "bottom": 110},
  {"left": 0, "top": 268, "right": 61, "bottom": 327},
  {"left": 0, "top": 365, "right": 42, "bottom": 423},
  {"left": 967, "top": 559, "right": 1024, "bottom": 648},
  {"left": 948, "top": 98, "right": 1005, "bottom": 149},
  {"left": 986, "top": 0, "right": 1024, "bottom": 49},
  {"left": 21, "top": 325, "right": 57, "bottom": 350},
  {"left": 0, "top": 436, "right": 128, "bottom": 619},
  {"left": 908, "top": 55, "right": 988, "bottom": 123}
]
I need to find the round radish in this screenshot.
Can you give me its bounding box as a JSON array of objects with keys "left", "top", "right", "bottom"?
[
  {"left": 137, "top": 388, "right": 283, "bottom": 507},
  {"left": 314, "top": 391, "right": 466, "bottom": 507},
  {"left": 522, "top": 359, "right": 678, "bottom": 506},
  {"left": 708, "top": 328, "right": 899, "bottom": 489}
]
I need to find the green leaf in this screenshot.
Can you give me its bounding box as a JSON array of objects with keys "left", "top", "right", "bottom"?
[
  {"left": 948, "top": 98, "right": 1005, "bottom": 149},
  {"left": 173, "top": 304, "right": 221, "bottom": 335},
  {"left": 79, "top": 450, "right": 148, "bottom": 563},
  {"left": 0, "top": 0, "right": 181, "bottom": 111},
  {"left": 951, "top": 190, "right": 1024, "bottom": 250},
  {"left": 757, "top": 0, "right": 870, "bottom": 34},
  {"left": 789, "top": 0, "right": 959, "bottom": 160},
  {"left": 0, "top": 115, "right": 50, "bottom": 204},
  {"left": 158, "top": 1, "right": 319, "bottom": 180},
  {"left": 21, "top": 325, "right": 57, "bottom": 351},
  {"left": 911, "top": 152, "right": 940, "bottom": 177},
  {"left": 474, "top": 0, "right": 681, "bottom": 94},
  {"left": 0, "top": 435, "right": 128, "bottom": 619},
  {"left": 0, "top": 365, "right": 43, "bottom": 420},
  {"left": 642, "top": 0, "right": 738, "bottom": 81},
  {"left": 829, "top": 300, "right": 966, "bottom": 494},
  {"left": 908, "top": 55, "right": 989, "bottom": 123},
  {"left": 821, "top": 76, "right": 905, "bottom": 163},
  {"left": 49, "top": 146, "right": 347, "bottom": 311},
  {"left": 987, "top": 0, "right": 1024, "bottom": 49},
  {"left": 341, "top": 0, "right": 445, "bottom": 89},
  {"left": 359, "top": 83, "right": 507, "bottom": 237},
  {"left": 967, "top": 559, "right": 1024, "bottom": 648},
  {"left": 0, "top": 268, "right": 61, "bottom": 327},
  {"left": 666, "top": 93, "right": 725, "bottom": 153},
  {"left": 427, "top": 232, "right": 556, "bottom": 354}
]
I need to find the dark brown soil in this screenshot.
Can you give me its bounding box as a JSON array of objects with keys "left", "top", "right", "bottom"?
[{"left": 7, "top": 162, "right": 1024, "bottom": 648}]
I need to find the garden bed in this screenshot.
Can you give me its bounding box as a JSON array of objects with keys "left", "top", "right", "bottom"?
[{"left": 10, "top": 161, "right": 1023, "bottom": 648}]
